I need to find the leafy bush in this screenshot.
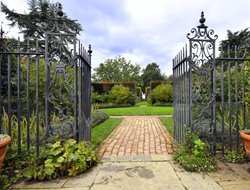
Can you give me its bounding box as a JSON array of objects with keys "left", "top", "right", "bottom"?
[
  {"left": 108, "top": 85, "right": 137, "bottom": 105},
  {"left": 92, "top": 90, "right": 109, "bottom": 104},
  {"left": 108, "top": 85, "right": 129, "bottom": 104},
  {"left": 47, "top": 117, "right": 75, "bottom": 143},
  {"left": 22, "top": 137, "right": 99, "bottom": 180},
  {"left": 150, "top": 80, "right": 163, "bottom": 90},
  {"left": 92, "top": 103, "right": 133, "bottom": 109},
  {"left": 92, "top": 110, "right": 109, "bottom": 127},
  {"left": 174, "top": 130, "right": 217, "bottom": 172},
  {"left": 149, "top": 84, "right": 173, "bottom": 104},
  {"left": 127, "top": 91, "right": 139, "bottom": 106}
]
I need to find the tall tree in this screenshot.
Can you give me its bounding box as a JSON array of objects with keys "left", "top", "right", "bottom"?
[
  {"left": 141, "top": 62, "right": 164, "bottom": 91},
  {"left": 1, "top": 0, "right": 82, "bottom": 38},
  {"left": 220, "top": 28, "right": 250, "bottom": 56},
  {"left": 92, "top": 56, "right": 142, "bottom": 84}
]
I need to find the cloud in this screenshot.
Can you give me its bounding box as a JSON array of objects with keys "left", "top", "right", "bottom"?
[{"left": 2, "top": 0, "right": 250, "bottom": 76}]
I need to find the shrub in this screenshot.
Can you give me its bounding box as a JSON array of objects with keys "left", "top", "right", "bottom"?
[
  {"left": 92, "top": 110, "right": 109, "bottom": 127},
  {"left": 92, "top": 82, "right": 136, "bottom": 94},
  {"left": 150, "top": 84, "right": 173, "bottom": 104},
  {"left": 92, "top": 103, "right": 132, "bottom": 109},
  {"left": 22, "top": 137, "right": 99, "bottom": 180},
  {"left": 92, "top": 90, "right": 109, "bottom": 104},
  {"left": 108, "top": 85, "right": 137, "bottom": 105},
  {"left": 150, "top": 80, "right": 163, "bottom": 90},
  {"left": 174, "top": 130, "right": 217, "bottom": 172},
  {"left": 127, "top": 91, "right": 138, "bottom": 106},
  {"left": 108, "top": 85, "right": 129, "bottom": 104}
]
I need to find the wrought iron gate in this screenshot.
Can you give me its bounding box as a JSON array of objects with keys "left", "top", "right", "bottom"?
[
  {"left": 0, "top": 4, "right": 92, "bottom": 156},
  {"left": 173, "top": 12, "right": 250, "bottom": 155}
]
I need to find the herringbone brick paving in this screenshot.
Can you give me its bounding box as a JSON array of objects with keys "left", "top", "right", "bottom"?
[{"left": 98, "top": 116, "right": 174, "bottom": 157}]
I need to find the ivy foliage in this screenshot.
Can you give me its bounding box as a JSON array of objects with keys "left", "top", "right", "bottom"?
[{"left": 22, "top": 137, "right": 99, "bottom": 180}]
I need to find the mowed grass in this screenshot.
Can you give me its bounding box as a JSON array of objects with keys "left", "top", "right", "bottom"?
[
  {"left": 92, "top": 118, "right": 123, "bottom": 146},
  {"left": 159, "top": 117, "right": 174, "bottom": 137},
  {"left": 100, "top": 106, "right": 173, "bottom": 116}
]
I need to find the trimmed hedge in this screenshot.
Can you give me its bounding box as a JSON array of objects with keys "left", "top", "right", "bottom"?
[
  {"left": 92, "top": 82, "right": 136, "bottom": 94},
  {"left": 93, "top": 103, "right": 132, "bottom": 109},
  {"left": 150, "top": 80, "right": 164, "bottom": 90},
  {"left": 136, "top": 87, "right": 142, "bottom": 99},
  {"left": 145, "top": 86, "right": 151, "bottom": 99}
]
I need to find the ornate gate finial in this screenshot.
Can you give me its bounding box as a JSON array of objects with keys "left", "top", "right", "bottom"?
[
  {"left": 199, "top": 11, "right": 206, "bottom": 27},
  {"left": 56, "top": 3, "right": 64, "bottom": 17}
]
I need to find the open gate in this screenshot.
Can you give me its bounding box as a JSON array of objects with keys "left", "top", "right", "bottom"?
[
  {"left": 173, "top": 12, "right": 250, "bottom": 155},
  {"left": 0, "top": 3, "right": 92, "bottom": 156}
]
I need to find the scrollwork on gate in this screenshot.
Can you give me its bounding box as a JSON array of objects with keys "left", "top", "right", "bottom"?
[
  {"left": 187, "top": 12, "right": 217, "bottom": 149},
  {"left": 43, "top": 3, "right": 90, "bottom": 141}
]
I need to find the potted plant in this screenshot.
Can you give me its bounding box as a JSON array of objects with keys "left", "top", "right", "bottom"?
[
  {"left": 240, "top": 91, "right": 250, "bottom": 158},
  {"left": 0, "top": 134, "right": 11, "bottom": 169},
  {"left": 240, "top": 129, "right": 250, "bottom": 158}
]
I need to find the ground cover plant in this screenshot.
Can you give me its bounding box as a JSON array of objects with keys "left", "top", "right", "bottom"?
[
  {"left": 174, "top": 129, "right": 217, "bottom": 172},
  {"left": 22, "top": 137, "right": 99, "bottom": 180},
  {"left": 100, "top": 106, "right": 173, "bottom": 116},
  {"left": 0, "top": 138, "right": 99, "bottom": 189},
  {"left": 0, "top": 108, "right": 112, "bottom": 189}
]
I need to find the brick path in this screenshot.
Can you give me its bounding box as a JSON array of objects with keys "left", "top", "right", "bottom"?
[{"left": 98, "top": 116, "right": 174, "bottom": 157}]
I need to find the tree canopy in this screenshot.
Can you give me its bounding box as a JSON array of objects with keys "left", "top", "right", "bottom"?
[
  {"left": 220, "top": 28, "right": 250, "bottom": 55},
  {"left": 141, "top": 62, "right": 164, "bottom": 90},
  {"left": 92, "top": 56, "right": 142, "bottom": 84},
  {"left": 1, "top": 0, "right": 82, "bottom": 38}
]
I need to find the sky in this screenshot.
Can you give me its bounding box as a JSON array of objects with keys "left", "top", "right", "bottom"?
[{"left": 1, "top": 0, "right": 250, "bottom": 76}]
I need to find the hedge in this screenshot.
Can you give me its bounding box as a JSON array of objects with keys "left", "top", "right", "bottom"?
[{"left": 92, "top": 82, "right": 136, "bottom": 94}]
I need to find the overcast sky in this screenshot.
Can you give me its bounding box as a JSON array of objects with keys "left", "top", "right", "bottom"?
[{"left": 1, "top": 0, "right": 250, "bottom": 76}]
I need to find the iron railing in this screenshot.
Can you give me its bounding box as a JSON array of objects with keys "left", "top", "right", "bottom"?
[
  {"left": 0, "top": 3, "right": 92, "bottom": 156},
  {"left": 173, "top": 12, "right": 250, "bottom": 155}
]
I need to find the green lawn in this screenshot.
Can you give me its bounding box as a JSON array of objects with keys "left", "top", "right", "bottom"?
[
  {"left": 100, "top": 106, "right": 173, "bottom": 116},
  {"left": 92, "top": 118, "right": 123, "bottom": 146},
  {"left": 159, "top": 117, "right": 174, "bottom": 137},
  {"left": 135, "top": 101, "right": 151, "bottom": 107}
]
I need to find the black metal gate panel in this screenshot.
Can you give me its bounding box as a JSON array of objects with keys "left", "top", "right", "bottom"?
[
  {"left": 173, "top": 12, "right": 218, "bottom": 153},
  {"left": 0, "top": 4, "right": 92, "bottom": 156},
  {"left": 173, "top": 12, "right": 250, "bottom": 155}
]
